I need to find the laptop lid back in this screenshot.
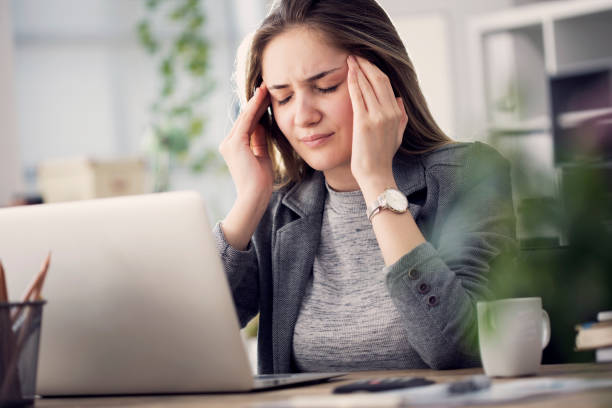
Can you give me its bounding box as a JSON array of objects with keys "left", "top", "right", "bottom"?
[{"left": 0, "top": 191, "right": 254, "bottom": 394}]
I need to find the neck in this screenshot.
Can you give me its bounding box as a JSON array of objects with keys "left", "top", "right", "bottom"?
[{"left": 323, "top": 164, "right": 360, "bottom": 192}]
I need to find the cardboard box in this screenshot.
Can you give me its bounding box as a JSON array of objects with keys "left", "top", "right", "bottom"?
[{"left": 38, "top": 157, "right": 146, "bottom": 203}]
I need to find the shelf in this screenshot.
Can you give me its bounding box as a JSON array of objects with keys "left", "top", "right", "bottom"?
[
  {"left": 553, "top": 58, "right": 612, "bottom": 78},
  {"left": 557, "top": 107, "right": 612, "bottom": 129},
  {"left": 471, "top": 0, "right": 612, "bottom": 247},
  {"left": 488, "top": 116, "right": 551, "bottom": 134},
  {"left": 553, "top": 9, "right": 612, "bottom": 72},
  {"left": 471, "top": 0, "right": 612, "bottom": 34}
]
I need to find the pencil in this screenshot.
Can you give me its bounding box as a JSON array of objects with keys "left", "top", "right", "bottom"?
[
  {"left": 19, "top": 252, "right": 51, "bottom": 303},
  {"left": 31, "top": 253, "right": 51, "bottom": 301},
  {"left": 11, "top": 252, "right": 51, "bottom": 323}
]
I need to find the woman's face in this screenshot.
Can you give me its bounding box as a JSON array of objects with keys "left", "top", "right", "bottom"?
[{"left": 261, "top": 27, "right": 353, "bottom": 175}]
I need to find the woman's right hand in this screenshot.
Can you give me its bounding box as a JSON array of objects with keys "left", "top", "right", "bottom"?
[{"left": 219, "top": 84, "right": 274, "bottom": 250}]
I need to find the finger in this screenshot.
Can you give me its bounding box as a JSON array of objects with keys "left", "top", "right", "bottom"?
[
  {"left": 355, "top": 56, "right": 399, "bottom": 114},
  {"left": 247, "top": 85, "right": 271, "bottom": 135},
  {"left": 350, "top": 56, "right": 378, "bottom": 112},
  {"left": 233, "top": 84, "right": 270, "bottom": 139},
  {"left": 396, "top": 97, "right": 408, "bottom": 146},
  {"left": 396, "top": 97, "right": 408, "bottom": 122},
  {"left": 250, "top": 124, "right": 269, "bottom": 159},
  {"left": 347, "top": 56, "right": 367, "bottom": 117}
]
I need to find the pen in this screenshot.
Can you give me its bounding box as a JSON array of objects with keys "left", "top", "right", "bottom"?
[{"left": 447, "top": 375, "right": 491, "bottom": 394}]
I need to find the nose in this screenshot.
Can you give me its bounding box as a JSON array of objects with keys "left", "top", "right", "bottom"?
[{"left": 294, "top": 93, "right": 321, "bottom": 128}]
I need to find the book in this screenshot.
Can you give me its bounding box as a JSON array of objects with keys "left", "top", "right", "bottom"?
[
  {"left": 596, "top": 347, "right": 612, "bottom": 363},
  {"left": 598, "top": 311, "right": 612, "bottom": 322},
  {"left": 575, "top": 323, "right": 612, "bottom": 350},
  {"left": 575, "top": 311, "right": 612, "bottom": 351}
]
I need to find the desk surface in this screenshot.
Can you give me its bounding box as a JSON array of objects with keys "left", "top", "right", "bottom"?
[{"left": 35, "top": 363, "right": 612, "bottom": 408}]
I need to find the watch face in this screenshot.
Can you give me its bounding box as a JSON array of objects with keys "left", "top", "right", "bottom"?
[{"left": 385, "top": 189, "right": 408, "bottom": 212}]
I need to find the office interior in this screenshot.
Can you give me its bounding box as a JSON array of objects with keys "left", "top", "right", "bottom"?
[{"left": 0, "top": 0, "right": 611, "bottom": 369}]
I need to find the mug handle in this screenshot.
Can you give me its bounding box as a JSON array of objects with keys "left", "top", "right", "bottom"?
[{"left": 541, "top": 310, "right": 551, "bottom": 349}]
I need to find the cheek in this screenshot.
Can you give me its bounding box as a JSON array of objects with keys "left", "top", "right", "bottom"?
[
  {"left": 271, "top": 107, "right": 304, "bottom": 153},
  {"left": 333, "top": 88, "right": 354, "bottom": 133},
  {"left": 271, "top": 107, "right": 292, "bottom": 138}
]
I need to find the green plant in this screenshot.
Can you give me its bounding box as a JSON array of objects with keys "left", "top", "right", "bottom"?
[
  {"left": 137, "top": 0, "right": 222, "bottom": 191},
  {"left": 487, "top": 132, "right": 612, "bottom": 363}
]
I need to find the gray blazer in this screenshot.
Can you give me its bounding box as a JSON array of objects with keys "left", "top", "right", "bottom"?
[{"left": 214, "top": 141, "right": 516, "bottom": 374}]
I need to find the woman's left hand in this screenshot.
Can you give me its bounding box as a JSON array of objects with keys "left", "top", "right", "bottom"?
[{"left": 347, "top": 55, "right": 408, "bottom": 192}]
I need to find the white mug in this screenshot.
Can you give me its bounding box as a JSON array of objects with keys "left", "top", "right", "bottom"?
[{"left": 477, "top": 297, "right": 550, "bottom": 377}]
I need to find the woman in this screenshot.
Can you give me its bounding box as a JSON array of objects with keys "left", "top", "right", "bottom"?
[{"left": 215, "top": 0, "right": 516, "bottom": 374}]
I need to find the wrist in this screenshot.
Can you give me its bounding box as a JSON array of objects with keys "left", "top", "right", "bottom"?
[
  {"left": 236, "top": 187, "right": 272, "bottom": 212},
  {"left": 223, "top": 193, "right": 271, "bottom": 250},
  {"left": 357, "top": 172, "right": 397, "bottom": 204}
]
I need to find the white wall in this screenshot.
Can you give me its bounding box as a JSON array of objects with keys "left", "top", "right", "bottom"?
[
  {"left": 378, "top": 0, "right": 514, "bottom": 141},
  {"left": 394, "top": 13, "right": 455, "bottom": 137},
  {"left": 0, "top": 0, "right": 22, "bottom": 206},
  {"left": 8, "top": 0, "right": 267, "bottom": 220},
  {"left": 5, "top": 0, "right": 526, "bottom": 211}
]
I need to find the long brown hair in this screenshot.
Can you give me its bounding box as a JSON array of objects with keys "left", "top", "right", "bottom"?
[{"left": 241, "top": 0, "right": 452, "bottom": 186}]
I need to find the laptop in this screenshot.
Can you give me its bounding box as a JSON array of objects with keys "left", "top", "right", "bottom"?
[{"left": 0, "top": 191, "right": 343, "bottom": 395}]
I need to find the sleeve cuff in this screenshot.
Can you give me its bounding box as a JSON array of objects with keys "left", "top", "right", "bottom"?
[{"left": 213, "top": 221, "right": 256, "bottom": 263}]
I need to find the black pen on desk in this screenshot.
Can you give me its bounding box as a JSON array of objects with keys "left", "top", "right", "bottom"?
[{"left": 447, "top": 375, "right": 491, "bottom": 394}]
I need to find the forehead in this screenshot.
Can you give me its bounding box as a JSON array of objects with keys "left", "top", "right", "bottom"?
[{"left": 261, "top": 27, "right": 347, "bottom": 84}]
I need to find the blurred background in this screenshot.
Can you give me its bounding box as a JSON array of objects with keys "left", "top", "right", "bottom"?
[{"left": 1, "top": 0, "right": 611, "bottom": 366}]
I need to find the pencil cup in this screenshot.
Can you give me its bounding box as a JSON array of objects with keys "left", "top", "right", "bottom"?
[{"left": 0, "top": 301, "right": 46, "bottom": 408}]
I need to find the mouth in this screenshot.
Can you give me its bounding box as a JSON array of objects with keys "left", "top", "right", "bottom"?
[{"left": 300, "top": 132, "right": 334, "bottom": 147}]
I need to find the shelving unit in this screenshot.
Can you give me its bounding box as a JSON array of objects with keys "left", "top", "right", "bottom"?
[
  {"left": 550, "top": 66, "right": 612, "bottom": 164},
  {"left": 469, "top": 0, "right": 612, "bottom": 245}
]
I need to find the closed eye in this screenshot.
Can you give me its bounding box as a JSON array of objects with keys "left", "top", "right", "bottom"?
[
  {"left": 276, "top": 84, "right": 340, "bottom": 106},
  {"left": 278, "top": 95, "right": 292, "bottom": 105},
  {"left": 317, "top": 85, "right": 339, "bottom": 94}
]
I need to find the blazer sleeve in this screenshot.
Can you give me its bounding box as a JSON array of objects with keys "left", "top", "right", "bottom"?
[
  {"left": 213, "top": 222, "right": 260, "bottom": 328},
  {"left": 384, "top": 144, "right": 517, "bottom": 369}
]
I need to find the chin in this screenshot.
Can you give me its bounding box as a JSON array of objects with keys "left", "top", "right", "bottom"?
[{"left": 302, "top": 156, "right": 349, "bottom": 173}]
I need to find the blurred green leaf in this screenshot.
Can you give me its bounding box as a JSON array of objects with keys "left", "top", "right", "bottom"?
[
  {"left": 146, "top": 0, "right": 162, "bottom": 10},
  {"left": 188, "top": 117, "right": 204, "bottom": 137},
  {"left": 160, "top": 57, "right": 174, "bottom": 77},
  {"left": 188, "top": 14, "right": 204, "bottom": 30},
  {"left": 244, "top": 314, "right": 259, "bottom": 338},
  {"left": 170, "top": 0, "right": 198, "bottom": 20},
  {"left": 136, "top": 21, "right": 158, "bottom": 54},
  {"left": 138, "top": 0, "right": 213, "bottom": 191},
  {"left": 170, "top": 106, "right": 192, "bottom": 117},
  {"left": 189, "top": 149, "right": 218, "bottom": 173},
  {"left": 160, "top": 128, "right": 190, "bottom": 154},
  {"left": 161, "top": 78, "right": 175, "bottom": 97}
]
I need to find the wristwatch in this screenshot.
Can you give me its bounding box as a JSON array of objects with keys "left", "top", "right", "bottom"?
[{"left": 366, "top": 188, "right": 409, "bottom": 221}]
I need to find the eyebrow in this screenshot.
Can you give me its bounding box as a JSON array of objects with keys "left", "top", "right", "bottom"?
[{"left": 268, "top": 66, "right": 343, "bottom": 90}]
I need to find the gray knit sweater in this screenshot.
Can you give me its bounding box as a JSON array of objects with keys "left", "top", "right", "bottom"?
[{"left": 293, "top": 184, "right": 423, "bottom": 371}]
